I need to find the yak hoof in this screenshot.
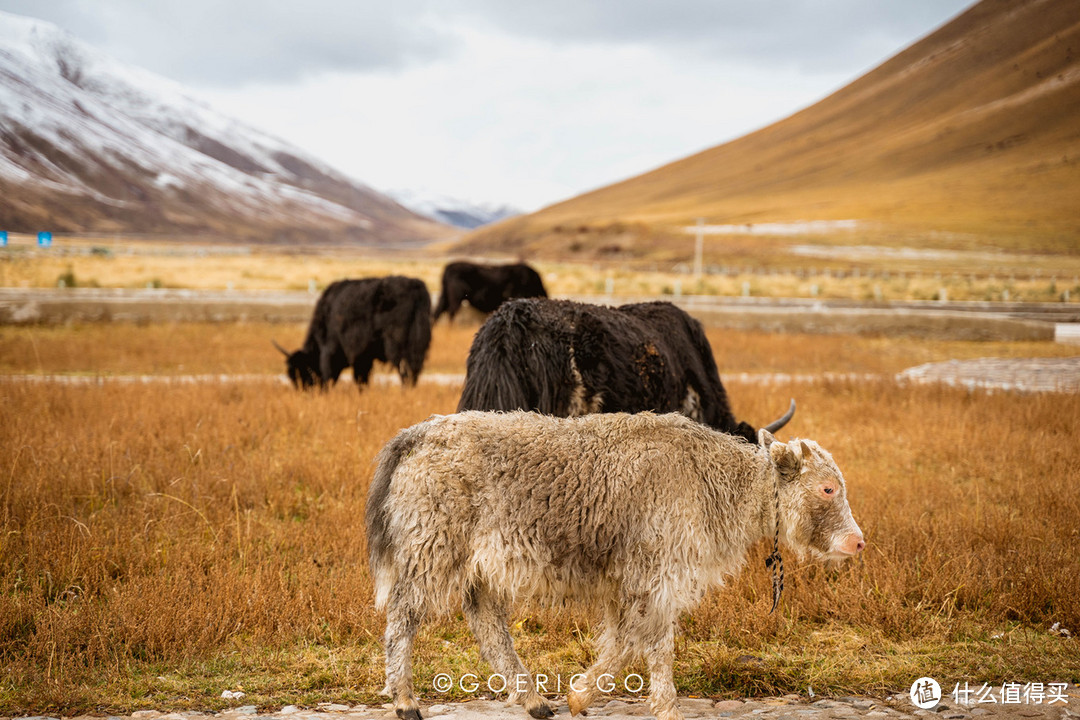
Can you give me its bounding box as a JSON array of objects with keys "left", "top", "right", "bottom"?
[
  {"left": 528, "top": 704, "right": 555, "bottom": 719},
  {"left": 396, "top": 709, "right": 422, "bottom": 720},
  {"left": 567, "top": 691, "right": 589, "bottom": 716}
]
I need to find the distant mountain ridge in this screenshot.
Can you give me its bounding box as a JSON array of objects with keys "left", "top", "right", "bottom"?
[
  {"left": 460, "top": 0, "right": 1080, "bottom": 256},
  {"left": 0, "top": 11, "right": 451, "bottom": 244},
  {"left": 389, "top": 189, "right": 520, "bottom": 229}
]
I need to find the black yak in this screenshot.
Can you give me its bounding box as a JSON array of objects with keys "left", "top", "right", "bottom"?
[
  {"left": 274, "top": 276, "right": 431, "bottom": 391},
  {"left": 457, "top": 298, "right": 794, "bottom": 442},
  {"left": 432, "top": 261, "right": 547, "bottom": 322}
]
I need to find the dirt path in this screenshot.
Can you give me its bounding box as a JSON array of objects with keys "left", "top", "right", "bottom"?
[{"left": 10, "top": 688, "right": 1078, "bottom": 720}]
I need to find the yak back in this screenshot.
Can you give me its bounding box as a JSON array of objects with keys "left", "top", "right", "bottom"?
[{"left": 457, "top": 298, "right": 747, "bottom": 438}]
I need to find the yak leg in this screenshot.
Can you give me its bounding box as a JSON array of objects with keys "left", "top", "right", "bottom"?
[
  {"left": 317, "top": 348, "right": 335, "bottom": 390},
  {"left": 641, "top": 620, "right": 681, "bottom": 720},
  {"left": 398, "top": 358, "right": 420, "bottom": 387},
  {"left": 351, "top": 352, "right": 376, "bottom": 390},
  {"left": 384, "top": 597, "right": 423, "bottom": 720},
  {"left": 380, "top": 333, "right": 413, "bottom": 388},
  {"left": 444, "top": 293, "right": 460, "bottom": 323},
  {"left": 391, "top": 333, "right": 421, "bottom": 388},
  {"left": 319, "top": 346, "right": 347, "bottom": 389},
  {"left": 567, "top": 602, "right": 634, "bottom": 716},
  {"left": 463, "top": 584, "right": 553, "bottom": 719}
]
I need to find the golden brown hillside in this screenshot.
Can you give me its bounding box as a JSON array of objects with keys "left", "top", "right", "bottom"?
[{"left": 460, "top": 0, "right": 1080, "bottom": 258}]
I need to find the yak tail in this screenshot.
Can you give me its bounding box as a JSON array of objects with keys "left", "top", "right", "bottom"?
[
  {"left": 366, "top": 423, "right": 428, "bottom": 610},
  {"left": 682, "top": 310, "right": 743, "bottom": 431},
  {"left": 457, "top": 300, "right": 567, "bottom": 414}
]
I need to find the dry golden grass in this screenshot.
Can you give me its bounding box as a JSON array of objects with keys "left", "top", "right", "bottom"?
[
  {"left": 0, "top": 240, "right": 449, "bottom": 293},
  {"left": 0, "top": 380, "right": 460, "bottom": 712},
  {"left": 1, "top": 325, "right": 1079, "bottom": 714},
  {"left": 0, "top": 323, "right": 481, "bottom": 377}
]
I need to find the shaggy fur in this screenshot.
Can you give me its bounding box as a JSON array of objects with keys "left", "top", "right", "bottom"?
[
  {"left": 432, "top": 261, "right": 547, "bottom": 322},
  {"left": 366, "top": 411, "right": 863, "bottom": 720},
  {"left": 278, "top": 276, "right": 431, "bottom": 390},
  {"left": 457, "top": 299, "right": 793, "bottom": 442}
]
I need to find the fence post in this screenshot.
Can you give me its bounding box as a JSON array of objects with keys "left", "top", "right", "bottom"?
[{"left": 694, "top": 218, "right": 704, "bottom": 280}]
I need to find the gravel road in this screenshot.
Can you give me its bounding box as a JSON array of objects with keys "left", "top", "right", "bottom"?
[{"left": 9, "top": 687, "right": 1078, "bottom": 720}]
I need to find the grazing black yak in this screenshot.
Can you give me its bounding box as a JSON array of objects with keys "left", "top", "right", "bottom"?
[
  {"left": 457, "top": 298, "right": 794, "bottom": 442},
  {"left": 275, "top": 276, "right": 431, "bottom": 391},
  {"left": 432, "top": 261, "right": 546, "bottom": 322}
]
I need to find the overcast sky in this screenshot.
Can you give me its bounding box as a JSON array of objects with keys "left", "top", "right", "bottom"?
[{"left": 3, "top": 0, "right": 973, "bottom": 210}]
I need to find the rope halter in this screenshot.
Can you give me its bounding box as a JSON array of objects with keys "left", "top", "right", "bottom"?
[
  {"left": 764, "top": 476, "right": 784, "bottom": 613},
  {"left": 759, "top": 429, "right": 785, "bottom": 614}
]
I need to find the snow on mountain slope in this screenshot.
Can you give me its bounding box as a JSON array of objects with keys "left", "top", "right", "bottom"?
[
  {"left": 389, "top": 189, "right": 520, "bottom": 229},
  {"left": 0, "top": 11, "right": 449, "bottom": 243}
]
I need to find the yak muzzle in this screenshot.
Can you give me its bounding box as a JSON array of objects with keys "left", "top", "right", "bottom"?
[{"left": 830, "top": 524, "right": 866, "bottom": 558}]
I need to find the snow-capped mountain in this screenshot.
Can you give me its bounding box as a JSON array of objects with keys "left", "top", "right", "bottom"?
[
  {"left": 389, "top": 189, "right": 520, "bottom": 230},
  {"left": 0, "top": 11, "right": 449, "bottom": 244}
]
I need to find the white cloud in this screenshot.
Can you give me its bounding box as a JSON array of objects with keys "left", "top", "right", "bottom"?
[
  {"left": 3, "top": 0, "right": 972, "bottom": 85},
  {"left": 1, "top": 0, "right": 457, "bottom": 84}
]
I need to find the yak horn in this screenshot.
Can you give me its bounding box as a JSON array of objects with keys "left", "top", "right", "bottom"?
[
  {"left": 762, "top": 398, "right": 796, "bottom": 434},
  {"left": 271, "top": 339, "right": 290, "bottom": 357}
]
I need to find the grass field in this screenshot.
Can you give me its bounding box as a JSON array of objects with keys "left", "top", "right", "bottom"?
[{"left": 2, "top": 322, "right": 1078, "bottom": 715}]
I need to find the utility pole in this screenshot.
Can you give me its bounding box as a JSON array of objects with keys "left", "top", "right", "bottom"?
[{"left": 694, "top": 218, "right": 704, "bottom": 280}]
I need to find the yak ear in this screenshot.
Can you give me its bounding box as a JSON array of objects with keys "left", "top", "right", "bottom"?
[
  {"left": 758, "top": 428, "right": 776, "bottom": 448},
  {"left": 769, "top": 438, "right": 802, "bottom": 476}
]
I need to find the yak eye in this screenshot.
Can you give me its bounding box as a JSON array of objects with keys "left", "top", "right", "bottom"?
[
  {"left": 820, "top": 484, "right": 835, "bottom": 496},
  {"left": 824, "top": 487, "right": 834, "bottom": 494}
]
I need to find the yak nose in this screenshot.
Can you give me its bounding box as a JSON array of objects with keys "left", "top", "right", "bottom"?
[
  {"left": 849, "top": 520, "right": 865, "bottom": 554},
  {"left": 836, "top": 528, "right": 865, "bottom": 555}
]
